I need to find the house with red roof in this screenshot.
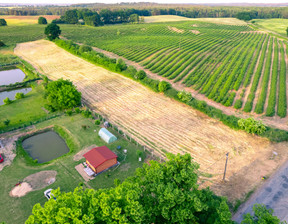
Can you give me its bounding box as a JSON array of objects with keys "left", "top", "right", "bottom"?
[{"left": 83, "top": 146, "right": 118, "bottom": 174}]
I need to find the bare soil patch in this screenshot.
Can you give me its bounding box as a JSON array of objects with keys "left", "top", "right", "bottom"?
[
  {"left": 10, "top": 182, "right": 33, "bottom": 197},
  {"left": 190, "top": 30, "right": 200, "bottom": 34},
  {"left": 168, "top": 26, "right": 184, "bottom": 33},
  {"left": 14, "top": 40, "right": 288, "bottom": 203},
  {"left": 9, "top": 170, "right": 57, "bottom": 197}
]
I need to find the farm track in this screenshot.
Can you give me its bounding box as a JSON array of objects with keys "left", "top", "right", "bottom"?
[{"left": 15, "top": 40, "right": 288, "bottom": 202}]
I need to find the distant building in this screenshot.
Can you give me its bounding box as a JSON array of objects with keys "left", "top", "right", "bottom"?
[
  {"left": 83, "top": 146, "right": 118, "bottom": 174},
  {"left": 98, "top": 128, "right": 117, "bottom": 143}
]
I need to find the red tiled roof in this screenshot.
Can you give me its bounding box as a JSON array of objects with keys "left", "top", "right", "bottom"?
[{"left": 83, "top": 146, "right": 117, "bottom": 168}]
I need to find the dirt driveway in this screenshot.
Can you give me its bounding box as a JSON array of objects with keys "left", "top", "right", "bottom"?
[{"left": 233, "top": 159, "right": 288, "bottom": 223}]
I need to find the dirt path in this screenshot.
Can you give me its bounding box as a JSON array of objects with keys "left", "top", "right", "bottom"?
[
  {"left": 14, "top": 40, "right": 288, "bottom": 202},
  {"left": 233, "top": 158, "right": 288, "bottom": 223}
]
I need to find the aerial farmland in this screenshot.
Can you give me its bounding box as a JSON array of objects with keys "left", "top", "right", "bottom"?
[{"left": 1, "top": 2, "right": 288, "bottom": 224}]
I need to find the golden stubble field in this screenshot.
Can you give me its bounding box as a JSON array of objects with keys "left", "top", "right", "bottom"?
[{"left": 15, "top": 40, "right": 288, "bottom": 202}]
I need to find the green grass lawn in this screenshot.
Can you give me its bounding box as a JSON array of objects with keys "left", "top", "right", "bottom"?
[
  {"left": 252, "top": 19, "right": 288, "bottom": 36},
  {"left": 0, "top": 84, "right": 50, "bottom": 132},
  {"left": 0, "top": 114, "right": 145, "bottom": 224}
]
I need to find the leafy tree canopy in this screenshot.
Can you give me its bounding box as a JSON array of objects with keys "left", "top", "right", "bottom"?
[
  {"left": 64, "top": 9, "right": 79, "bottom": 24},
  {"left": 44, "top": 79, "right": 81, "bottom": 111},
  {"left": 26, "top": 154, "right": 233, "bottom": 224},
  {"left": 0, "top": 40, "right": 5, "bottom": 47},
  {"left": 241, "top": 204, "right": 285, "bottom": 224},
  {"left": 44, "top": 23, "right": 61, "bottom": 41},
  {"left": 38, "top": 16, "right": 47, "bottom": 24},
  {"left": 0, "top": 18, "right": 7, "bottom": 26}
]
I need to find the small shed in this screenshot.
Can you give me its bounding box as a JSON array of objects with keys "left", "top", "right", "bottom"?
[
  {"left": 83, "top": 146, "right": 118, "bottom": 174},
  {"left": 98, "top": 128, "right": 117, "bottom": 144}
]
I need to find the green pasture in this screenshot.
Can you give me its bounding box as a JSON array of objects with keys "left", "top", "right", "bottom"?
[
  {"left": 253, "top": 18, "right": 288, "bottom": 36},
  {"left": 0, "top": 113, "right": 145, "bottom": 224}
]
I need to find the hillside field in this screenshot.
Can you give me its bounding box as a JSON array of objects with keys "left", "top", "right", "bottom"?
[
  {"left": 253, "top": 18, "right": 288, "bottom": 36},
  {"left": 15, "top": 40, "right": 288, "bottom": 201},
  {"left": 60, "top": 18, "right": 288, "bottom": 118}
]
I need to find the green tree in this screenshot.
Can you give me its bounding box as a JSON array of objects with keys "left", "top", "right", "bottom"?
[
  {"left": 84, "top": 14, "right": 102, "bottom": 27},
  {"left": 238, "top": 117, "right": 266, "bottom": 135},
  {"left": 26, "top": 154, "right": 233, "bottom": 224},
  {"left": 0, "top": 18, "right": 7, "bottom": 26},
  {"left": 286, "top": 27, "right": 288, "bottom": 37},
  {"left": 38, "top": 17, "right": 47, "bottom": 24},
  {"left": 79, "top": 45, "right": 92, "bottom": 53},
  {"left": 134, "top": 70, "right": 146, "bottom": 80},
  {"left": 44, "top": 23, "right": 61, "bottom": 41},
  {"left": 45, "top": 79, "right": 81, "bottom": 110},
  {"left": 3, "top": 97, "right": 12, "bottom": 105},
  {"left": 158, "top": 81, "right": 171, "bottom": 92},
  {"left": 64, "top": 10, "right": 79, "bottom": 24},
  {"left": 15, "top": 92, "right": 24, "bottom": 100},
  {"left": 241, "top": 204, "right": 285, "bottom": 224},
  {"left": 116, "top": 58, "right": 127, "bottom": 71},
  {"left": 130, "top": 14, "right": 139, "bottom": 23}
]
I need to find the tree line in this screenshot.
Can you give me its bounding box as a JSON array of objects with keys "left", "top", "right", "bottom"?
[
  {"left": 52, "top": 8, "right": 145, "bottom": 26},
  {"left": 2, "top": 4, "right": 288, "bottom": 19}
]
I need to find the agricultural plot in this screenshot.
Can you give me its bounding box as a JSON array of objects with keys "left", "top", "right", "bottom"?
[
  {"left": 61, "top": 18, "right": 288, "bottom": 117},
  {"left": 15, "top": 40, "right": 288, "bottom": 201}
]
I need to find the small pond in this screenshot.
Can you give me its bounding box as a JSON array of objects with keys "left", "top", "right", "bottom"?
[
  {"left": 0, "top": 69, "right": 26, "bottom": 86},
  {"left": 0, "top": 88, "right": 32, "bottom": 106},
  {"left": 22, "top": 131, "right": 70, "bottom": 163}
]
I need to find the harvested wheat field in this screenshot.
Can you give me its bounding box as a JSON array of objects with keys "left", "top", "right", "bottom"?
[{"left": 15, "top": 40, "right": 288, "bottom": 201}]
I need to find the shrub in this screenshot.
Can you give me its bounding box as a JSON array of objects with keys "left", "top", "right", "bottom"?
[
  {"left": 65, "top": 110, "right": 73, "bottom": 116},
  {"left": 95, "top": 120, "right": 101, "bottom": 125},
  {"left": 158, "top": 81, "right": 171, "bottom": 92},
  {"left": 3, "top": 119, "right": 10, "bottom": 126},
  {"left": 116, "top": 58, "right": 127, "bottom": 71},
  {"left": 238, "top": 118, "right": 266, "bottom": 135},
  {"left": 177, "top": 90, "right": 193, "bottom": 103},
  {"left": 74, "top": 107, "right": 81, "bottom": 113},
  {"left": 15, "top": 92, "right": 24, "bottom": 100},
  {"left": 82, "top": 109, "right": 92, "bottom": 118},
  {"left": 234, "top": 99, "right": 242, "bottom": 109},
  {"left": 44, "top": 104, "right": 55, "bottom": 112},
  {"left": 79, "top": 45, "right": 92, "bottom": 53},
  {"left": 134, "top": 70, "right": 146, "bottom": 80},
  {"left": 136, "top": 150, "right": 143, "bottom": 158},
  {"left": 3, "top": 97, "right": 12, "bottom": 105},
  {"left": 126, "top": 66, "right": 137, "bottom": 77},
  {"left": 0, "top": 40, "right": 5, "bottom": 47},
  {"left": 38, "top": 17, "right": 47, "bottom": 24}
]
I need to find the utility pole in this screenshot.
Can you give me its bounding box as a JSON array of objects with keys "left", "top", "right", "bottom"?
[{"left": 223, "top": 152, "right": 229, "bottom": 181}]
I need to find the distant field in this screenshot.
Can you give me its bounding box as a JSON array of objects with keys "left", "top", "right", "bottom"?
[
  {"left": 61, "top": 19, "right": 288, "bottom": 118},
  {"left": 0, "top": 15, "right": 60, "bottom": 25},
  {"left": 144, "top": 15, "right": 194, "bottom": 23},
  {"left": 253, "top": 18, "right": 288, "bottom": 36},
  {"left": 143, "top": 15, "right": 247, "bottom": 25}
]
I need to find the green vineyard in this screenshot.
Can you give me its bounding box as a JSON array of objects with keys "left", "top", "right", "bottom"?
[{"left": 61, "top": 20, "right": 288, "bottom": 117}]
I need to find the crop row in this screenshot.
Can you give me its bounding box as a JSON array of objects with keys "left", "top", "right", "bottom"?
[
  {"left": 266, "top": 39, "right": 279, "bottom": 116},
  {"left": 243, "top": 37, "right": 270, "bottom": 112}
]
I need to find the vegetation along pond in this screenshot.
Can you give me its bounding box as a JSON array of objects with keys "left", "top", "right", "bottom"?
[
  {"left": 22, "top": 131, "right": 70, "bottom": 163},
  {"left": 0, "top": 69, "right": 26, "bottom": 85},
  {"left": 0, "top": 88, "right": 31, "bottom": 105}
]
